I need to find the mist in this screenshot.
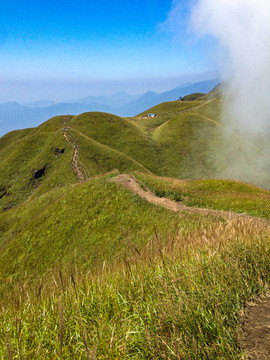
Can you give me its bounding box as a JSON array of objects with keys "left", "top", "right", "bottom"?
[{"left": 190, "top": 0, "right": 270, "bottom": 188}]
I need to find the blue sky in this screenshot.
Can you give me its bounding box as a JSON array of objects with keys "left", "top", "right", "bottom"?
[{"left": 0, "top": 0, "right": 218, "bottom": 102}]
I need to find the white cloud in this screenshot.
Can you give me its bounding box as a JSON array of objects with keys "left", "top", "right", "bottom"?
[{"left": 166, "top": 0, "right": 270, "bottom": 187}]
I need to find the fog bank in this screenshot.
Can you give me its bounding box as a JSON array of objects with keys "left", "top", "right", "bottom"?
[{"left": 191, "top": 0, "right": 270, "bottom": 188}]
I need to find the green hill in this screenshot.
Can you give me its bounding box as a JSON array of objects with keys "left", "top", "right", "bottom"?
[
  {"left": 1, "top": 92, "right": 269, "bottom": 213},
  {"left": 1, "top": 90, "right": 270, "bottom": 358}
]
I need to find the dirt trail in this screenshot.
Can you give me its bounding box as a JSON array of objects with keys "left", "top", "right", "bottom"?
[
  {"left": 113, "top": 174, "right": 269, "bottom": 223},
  {"left": 63, "top": 128, "right": 87, "bottom": 182}
]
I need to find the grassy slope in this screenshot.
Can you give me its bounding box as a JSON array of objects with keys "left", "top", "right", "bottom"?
[
  {"left": 1, "top": 97, "right": 269, "bottom": 286},
  {"left": 1, "top": 169, "right": 269, "bottom": 291},
  {"left": 69, "top": 112, "right": 159, "bottom": 172},
  {"left": 0, "top": 127, "right": 33, "bottom": 152},
  {"left": 0, "top": 172, "right": 214, "bottom": 291},
  {"left": 182, "top": 92, "right": 205, "bottom": 101},
  {"left": 131, "top": 99, "right": 225, "bottom": 179},
  {"left": 0, "top": 124, "right": 76, "bottom": 211},
  {"left": 153, "top": 113, "right": 222, "bottom": 178},
  {"left": 137, "top": 100, "right": 202, "bottom": 118},
  {"left": 0, "top": 113, "right": 154, "bottom": 211},
  {"left": 71, "top": 131, "right": 151, "bottom": 176},
  {"left": 133, "top": 97, "right": 270, "bottom": 189}
]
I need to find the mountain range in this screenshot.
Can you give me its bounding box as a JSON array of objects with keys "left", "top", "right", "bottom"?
[{"left": 0, "top": 79, "right": 219, "bottom": 136}]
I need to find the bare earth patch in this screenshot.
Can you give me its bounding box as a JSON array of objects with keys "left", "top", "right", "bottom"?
[{"left": 241, "top": 297, "right": 270, "bottom": 359}]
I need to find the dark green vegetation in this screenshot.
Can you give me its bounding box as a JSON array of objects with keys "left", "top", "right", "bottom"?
[{"left": 1, "top": 90, "right": 270, "bottom": 358}]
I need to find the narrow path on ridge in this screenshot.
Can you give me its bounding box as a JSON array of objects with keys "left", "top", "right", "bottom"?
[
  {"left": 113, "top": 174, "right": 270, "bottom": 224},
  {"left": 62, "top": 118, "right": 89, "bottom": 182}
]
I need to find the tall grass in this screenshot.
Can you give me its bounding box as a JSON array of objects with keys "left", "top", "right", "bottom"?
[{"left": 1, "top": 217, "right": 270, "bottom": 359}]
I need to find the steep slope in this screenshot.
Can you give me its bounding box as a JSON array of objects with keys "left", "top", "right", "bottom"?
[
  {"left": 152, "top": 113, "right": 223, "bottom": 178},
  {"left": 132, "top": 95, "right": 270, "bottom": 189},
  {"left": 0, "top": 119, "right": 76, "bottom": 212},
  {"left": 132, "top": 99, "right": 223, "bottom": 179},
  {"left": 1, "top": 169, "right": 269, "bottom": 294}
]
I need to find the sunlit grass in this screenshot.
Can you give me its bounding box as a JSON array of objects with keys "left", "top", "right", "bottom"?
[{"left": 1, "top": 217, "right": 269, "bottom": 359}]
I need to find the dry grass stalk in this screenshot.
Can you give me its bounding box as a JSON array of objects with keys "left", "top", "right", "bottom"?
[
  {"left": 145, "top": 328, "right": 152, "bottom": 349},
  {"left": 5, "top": 334, "right": 13, "bottom": 360},
  {"left": 58, "top": 297, "right": 64, "bottom": 356},
  {"left": 74, "top": 298, "right": 91, "bottom": 359},
  {"left": 59, "top": 269, "right": 65, "bottom": 293},
  {"left": 37, "top": 283, "right": 42, "bottom": 298},
  {"left": 70, "top": 273, "right": 78, "bottom": 299}
]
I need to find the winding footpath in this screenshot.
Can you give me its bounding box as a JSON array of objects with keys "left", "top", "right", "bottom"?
[{"left": 113, "top": 174, "right": 270, "bottom": 223}]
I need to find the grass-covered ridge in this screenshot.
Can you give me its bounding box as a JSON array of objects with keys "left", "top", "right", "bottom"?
[{"left": 1, "top": 92, "right": 269, "bottom": 214}]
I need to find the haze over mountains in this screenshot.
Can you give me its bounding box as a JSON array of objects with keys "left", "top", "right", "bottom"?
[{"left": 0, "top": 79, "right": 219, "bottom": 136}]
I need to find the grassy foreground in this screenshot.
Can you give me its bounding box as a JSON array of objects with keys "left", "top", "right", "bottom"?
[{"left": 1, "top": 216, "right": 270, "bottom": 359}]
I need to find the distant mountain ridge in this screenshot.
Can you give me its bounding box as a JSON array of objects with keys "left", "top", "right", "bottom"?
[
  {"left": 69, "top": 91, "right": 141, "bottom": 108},
  {"left": 119, "top": 79, "right": 219, "bottom": 116},
  {"left": 26, "top": 100, "right": 56, "bottom": 108},
  {"left": 0, "top": 79, "right": 219, "bottom": 136}
]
